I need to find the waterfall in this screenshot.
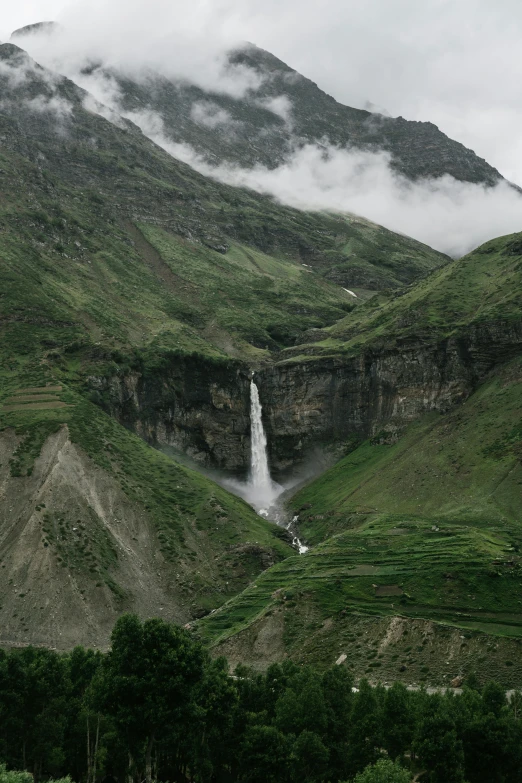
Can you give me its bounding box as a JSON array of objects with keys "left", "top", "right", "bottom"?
[
  {"left": 224, "top": 377, "right": 308, "bottom": 554},
  {"left": 247, "top": 379, "right": 282, "bottom": 513},
  {"left": 249, "top": 380, "right": 271, "bottom": 493}
]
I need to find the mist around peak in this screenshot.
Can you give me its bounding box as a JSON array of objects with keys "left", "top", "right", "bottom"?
[
  {"left": 105, "top": 104, "right": 522, "bottom": 258},
  {"left": 5, "top": 7, "right": 522, "bottom": 259}
]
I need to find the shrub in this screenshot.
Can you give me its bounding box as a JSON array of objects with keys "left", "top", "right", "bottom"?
[{"left": 351, "top": 758, "right": 412, "bottom": 782}]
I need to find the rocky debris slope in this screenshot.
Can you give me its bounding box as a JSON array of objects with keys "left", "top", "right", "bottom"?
[{"left": 0, "top": 426, "right": 180, "bottom": 649}]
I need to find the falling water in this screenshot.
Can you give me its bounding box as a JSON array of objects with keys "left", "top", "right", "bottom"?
[
  {"left": 222, "top": 377, "right": 307, "bottom": 552},
  {"left": 249, "top": 380, "right": 272, "bottom": 495},
  {"left": 247, "top": 379, "right": 282, "bottom": 513},
  {"left": 247, "top": 379, "right": 308, "bottom": 553}
]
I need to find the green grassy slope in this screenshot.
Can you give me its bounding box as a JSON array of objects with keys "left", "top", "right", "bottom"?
[
  {"left": 293, "top": 359, "right": 522, "bottom": 544},
  {"left": 0, "top": 127, "right": 352, "bottom": 368},
  {"left": 279, "top": 232, "right": 522, "bottom": 362},
  {"left": 198, "top": 359, "right": 522, "bottom": 669},
  {"left": 0, "top": 383, "right": 292, "bottom": 621}
]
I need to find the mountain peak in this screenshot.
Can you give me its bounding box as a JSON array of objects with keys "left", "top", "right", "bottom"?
[
  {"left": 10, "top": 21, "right": 60, "bottom": 40},
  {"left": 0, "top": 42, "right": 27, "bottom": 60}
]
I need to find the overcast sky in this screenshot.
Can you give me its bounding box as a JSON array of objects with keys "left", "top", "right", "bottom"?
[{"left": 2, "top": 0, "right": 521, "bottom": 183}]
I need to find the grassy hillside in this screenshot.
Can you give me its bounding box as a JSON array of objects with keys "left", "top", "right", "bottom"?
[
  {"left": 197, "top": 359, "right": 522, "bottom": 682},
  {"left": 279, "top": 232, "right": 522, "bottom": 362},
  {"left": 0, "top": 383, "right": 292, "bottom": 648},
  {"left": 0, "top": 40, "right": 448, "bottom": 307},
  {"left": 293, "top": 359, "right": 522, "bottom": 544},
  {"left": 0, "top": 99, "right": 352, "bottom": 368}
]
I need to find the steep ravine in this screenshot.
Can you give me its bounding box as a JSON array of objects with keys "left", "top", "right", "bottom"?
[{"left": 86, "top": 319, "right": 522, "bottom": 476}]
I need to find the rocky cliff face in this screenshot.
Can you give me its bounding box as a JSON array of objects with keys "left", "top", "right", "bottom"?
[
  {"left": 87, "top": 355, "right": 252, "bottom": 473},
  {"left": 87, "top": 320, "right": 522, "bottom": 477},
  {"left": 259, "top": 319, "right": 522, "bottom": 471}
]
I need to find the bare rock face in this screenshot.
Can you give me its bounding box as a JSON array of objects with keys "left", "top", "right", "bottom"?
[
  {"left": 259, "top": 319, "right": 522, "bottom": 471},
  {"left": 0, "top": 427, "right": 186, "bottom": 650},
  {"left": 85, "top": 319, "right": 522, "bottom": 478},
  {"left": 85, "top": 355, "right": 252, "bottom": 473}
]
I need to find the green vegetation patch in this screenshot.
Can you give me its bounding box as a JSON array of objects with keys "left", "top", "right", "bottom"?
[
  {"left": 8, "top": 420, "right": 63, "bottom": 477},
  {"left": 279, "top": 231, "right": 522, "bottom": 361},
  {"left": 199, "top": 360, "right": 522, "bottom": 650},
  {"left": 292, "top": 358, "right": 522, "bottom": 544}
]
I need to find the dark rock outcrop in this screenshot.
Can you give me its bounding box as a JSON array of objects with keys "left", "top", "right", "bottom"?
[
  {"left": 86, "top": 320, "right": 522, "bottom": 476},
  {"left": 259, "top": 319, "right": 522, "bottom": 470},
  {"left": 86, "top": 355, "right": 252, "bottom": 472}
]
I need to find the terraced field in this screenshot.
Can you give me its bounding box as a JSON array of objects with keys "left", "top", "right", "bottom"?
[
  {"left": 199, "top": 513, "right": 522, "bottom": 645},
  {"left": 1, "top": 385, "right": 70, "bottom": 412}
]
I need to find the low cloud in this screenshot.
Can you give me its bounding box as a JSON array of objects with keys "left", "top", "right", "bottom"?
[
  {"left": 23, "top": 94, "right": 73, "bottom": 125},
  {"left": 190, "top": 101, "right": 235, "bottom": 129},
  {"left": 121, "top": 106, "right": 165, "bottom": 137},
  {"left": 78, "top": 87, "right": 521, "bottom": 257},
  {"left": 255, "top": 94, "right": 293, "bottom": 125},
  {"left": 10, "top": 7, "right": 264, "bottom": 100},
  {"left": 0, "top": 57, "right": 32, "bottom": 88},
  {"left": 5, "top": 6, "right": 521, "bottom": 257},
  {"left": 74, "top": 68, "right": 122, "bottom": 110},
  {"left": 0, "top": 91, "right": 74, "bottom": 134},
  {"left": 130, "top": 130, "right": 522, "bottom": 257},
  {"left": 4, "top": 0, "right": 522, "bottom": 184},
  {"left": 203, "top": 144, "right": 522, "bottom": 257},
  {"left": 0, "top": 47, "right": 57, "bottom": 88},
  {"left": 0, "top": 48, "right": 73, "bottom": 130},
  {"left": 82, "top": 93, "right": 126, "bottom": 127}
]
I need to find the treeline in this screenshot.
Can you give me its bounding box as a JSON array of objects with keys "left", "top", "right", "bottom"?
[{"left": 1, "top": 616, "right": 522, "bottom": 783}]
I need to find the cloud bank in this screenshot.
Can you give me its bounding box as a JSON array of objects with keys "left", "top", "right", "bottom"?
[
  {"left": 117, "top": 107, "right": 522, "bottom": 257},
  {"left": 4, "top": 1, "right": 522, "bottom": 256},
  {"left": 191, "top": 101, "right": 235, "bottom": 129},
  {"left": 8, "top": 2, "right": 262, "bottom": 99},
  {"left": 0, "top": 47, "right": 74, "bottom": 128},
  {"left": 4, "top": 0, "right": 522, "bottom": 183}
]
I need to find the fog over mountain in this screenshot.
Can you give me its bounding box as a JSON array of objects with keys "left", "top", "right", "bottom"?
[
  {"left": 3, "top": 0, "right": 522, "bottom": 176},
  {"left": 5, "top": 3, "right": 521, "bottom": 257}
]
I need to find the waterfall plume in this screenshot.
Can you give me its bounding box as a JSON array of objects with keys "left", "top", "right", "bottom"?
[
  {"left": 247, "top": 379, "right": 282, "bottom": 514},
  {"left": 249, "top": 380, "right": 271, "bottom": 492},
  {"left": 220, "top": 377, "right": 308, "bottom": 552}
]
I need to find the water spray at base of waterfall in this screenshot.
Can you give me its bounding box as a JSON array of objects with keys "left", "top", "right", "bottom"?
[{"left": 223, "top": 377, "right": 308, "bottom": 554}]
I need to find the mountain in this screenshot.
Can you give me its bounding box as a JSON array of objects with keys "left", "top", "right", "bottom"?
[
  {"left": 0, "top": 34, "right": 521, "bottom": 685},
  {"left": 0, "top": 40, "right": 448, "bottom": 647},
  {"left": 199, "top": 234, "right": 522, "bottom": 685},
  {"left": 10, "top": 22, "right": 505, "bottom": 186},
  {"left": 109, "top": 42, "right": 504, "bottom": 184}
]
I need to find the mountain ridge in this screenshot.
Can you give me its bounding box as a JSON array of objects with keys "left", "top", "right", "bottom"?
[
  {"left": 0, "top": 31, "right": 521, "bottom": 684},
  {"left": 9, "top": 23, "right": 506, "bottom": 187}
]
